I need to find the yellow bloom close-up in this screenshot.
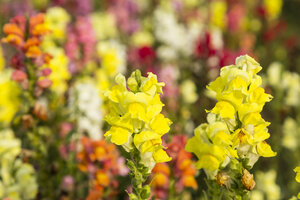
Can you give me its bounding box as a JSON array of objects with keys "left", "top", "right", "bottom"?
[
  {"left": 104, "top": 70, "right": 172, "bottom": 171},
  {"left": 186, "top": 55, "right": 276, "bottom": 177},
  {"left": 207, "top": 55, "right": 276, "bottom": 163},
  {"left": 186, "top": 113, "right": 237, "bottom": 176}
]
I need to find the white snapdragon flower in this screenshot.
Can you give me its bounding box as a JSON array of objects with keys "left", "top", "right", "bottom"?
[
  {"left": 69, "top": 82, "right": 103, "bottom": 140},
  {"left": 154, "top": 8, "right": 200, "bottom": 60}
]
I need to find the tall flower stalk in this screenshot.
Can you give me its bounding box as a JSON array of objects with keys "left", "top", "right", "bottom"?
[
  {"left": 186, "top": 55, "right": 276, "bottom": 199},
  {"left": 104, "top": 70, "right": 172, "bottom": 199}
]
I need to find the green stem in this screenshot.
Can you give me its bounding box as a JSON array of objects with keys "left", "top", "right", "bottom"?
[{"left": 127, "top": 148, "right": 151, "bottom": 200}]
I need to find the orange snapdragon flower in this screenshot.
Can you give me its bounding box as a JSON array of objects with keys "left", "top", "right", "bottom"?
[
  {"left": 177, "top": 147, "right": 198, "bottom": 190},
  {"left": 77, "top": 137, "right": 127, "bottom": 199},
  {"left": 152, "top": 163, "right": 170, "bottom": 187},
  {"left": 167, "top": 135, "right": 198, "bottom": 191},
  {"left": 2, "top": 14, "right": 50, "bottom": 59}
]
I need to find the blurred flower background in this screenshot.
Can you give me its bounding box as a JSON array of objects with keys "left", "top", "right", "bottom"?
[{"left": 0, "top": 0, "right": 300, "bottom": 199}]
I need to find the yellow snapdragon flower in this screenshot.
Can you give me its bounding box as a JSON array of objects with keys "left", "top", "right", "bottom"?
[
  {"left": 0, "top": 48, "right": 20, "bottom": 124},
  {"left": 97, "top": 41, "right": 126, "bottom": 76},
  {"left": 0, "top": 129, "right": 38, "bottom": 200},
  {"left": 180, "top": 79, "right": 198, "bottom": 104},
  {"left": 186, "top": 113, "right": 237, "bottom": 176},
  {"left": 210, "top": 0, "right": 227, "bottom": 30},
  {"left": 0, "top": 70, "right": 20, "bottom": 124},
  {"left": 186, "top": 55, "right": 276, "bottom": 176},
  {"left": 48, "top": 48, "right": 70, "bottom": 94},
  {"left": 91, "top": 12, "right": 117, "bottom": 40},
  {"left": 95, "top": 41, "right": 126, "bottom": 95},
  {"left": 131, "top": 30, "right": 154, "bottom": 47},
  {"left": 294, "top": 167, "right": 300, "bottom": 182},
  {"left": 294, "top": 167, "right": 300, "bottom": 198},
  {"left": 45, "top": 7, "right": 70, "bottom": 41},
  {"left": 104, "top": 71, "right": 172, "bottom": 171},
  {"left": 41, "top": 41, "right": 71, "bottom": 95},
  {"left": 207, "top": 55, "right": 276, "bottom": 162},
  {"left": 263, "top": 0, "right": 283, "bottom": 20}
]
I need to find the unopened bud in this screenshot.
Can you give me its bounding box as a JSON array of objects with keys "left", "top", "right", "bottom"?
[
  {"left": 11, "top": 70, "right": 27, "bottom": 82},
  {"left": 37, "top": 78, "right": 52, "bottom": 88},
  {"left": 33, "top": 102, "right": 47, "bottom": 121},
  {"left": 22, "top": 114, "right": 34, "bottom": 128},
  {"left": 43, "top": 53, "right": 53, "bottom": 64},
  {"left": 41, "top": 68, "right": 52, "bottom": 76},
  {"left": 216, "top": 171, "right": 231, "bottom": 188},
  {"left": 241, "top": 169, "right": 256, "bottom": 191}
]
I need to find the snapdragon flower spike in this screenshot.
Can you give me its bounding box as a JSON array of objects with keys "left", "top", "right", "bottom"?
[
  {"left": 2, "top": 14, "right": 50, "bottom": 59},
  {"left": 186, "top": 55, "right": 276, "bottom": 176},
  {"left": 2, "top": 14, "right": 53, "bottom": 92},
  {"left": 104, "top": 70, "right": 172, "bottom": 171}
]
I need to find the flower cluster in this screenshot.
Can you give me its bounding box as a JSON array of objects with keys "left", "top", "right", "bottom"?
[
  {"left": 186, "top": 55, "right": 276, "bottom": 195},
  {"left": 65, "top": 16, "right": 96, "bottom": 73},
  {"left": 2, "top": 14, "right": 49, "bottom": 57},
  {"left": 0, "top": 0, "right": 297, "bottom": 198},
  {"left": 104, "top": 70, "right": 172, "bottom": 171},
  {"left": 77, "top": 137, "right": 128, "bottom": 199},
  {"left": 0, "top": 66, "right": 20, "bottom": 124},
  {"left": 0, "top": 129, "right": 38, "bottom": 200},
  {"left": 69, "top": 81, "right": 103, "bottom": 140},
  {"left": 267, "top": 62, "right": 300, "bottom": 107},
  {"left": 150, "top": 135, "right": 198, "bottom": 200},
  {"left": 44, "top": 7, "right": 70, "bottom": 42},
  {"left": 154, "top": 7, "right": 199, "bottom": 61},
  {"left": 2, "top": 14, "right": 53, "bottom": 92},
  {"left": 167, "top": 135, "right": 198, "bottom": 192},
  {"left": 95, "top": 41, "right": 127, "bottom": 93},
  {"left": 186, "top": 113, "right": 236, "bottom": 176},
  {"left": 42, "top": 7, "right": 71, "bottom": 96}
]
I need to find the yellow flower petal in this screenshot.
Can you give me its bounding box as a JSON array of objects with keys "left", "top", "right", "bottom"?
[
  {"left": 134, "top": 130, "right": 161, "bottom": 153},
  {"left": 241, "top": 112, "right": 265, "bottom": 126},
  {"left": 153, "top": 148, "right": 171, "bottom": 163},
  {"left": 150, "top": 114, "right": 172, "bottom": 135},
  {"left": 235, "top": 54, "right": 262, "bottom": 74},
  {"left": 195, "top": 154, "right": 220, "bottom": 171},
  {"left": 104, "top": 126, "right": 131, "bottom": 145},
  {"left": 248, "top": 87, "right": 272, "bottom": 105},
  {"left": 238, "top": 103, "right": 261, "bottom": 121},
  {"left": 207, "top": 77, "right": 224, "bottom": 95},
  {"left": 212, "top": 131, "right": 232, "bottom": 146},
  {"left": 146, "top": 94, "right": 164, "bottom": 120},
  {"left": 294, "top": 167, "right": 300, "bottom": 183},
  {"left": 256, "top": 141, "right": 276, "bottom": 157},
  {"left": 211, "top": 101, "right": 236, "bottom": 119},
  {"left": 127, "top": 102, "right": 146, "bottom": 121}
]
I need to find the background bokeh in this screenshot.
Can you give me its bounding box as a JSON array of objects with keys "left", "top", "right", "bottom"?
[{"left": 0, "top": 0, "right": 300, "bottom": 199}]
